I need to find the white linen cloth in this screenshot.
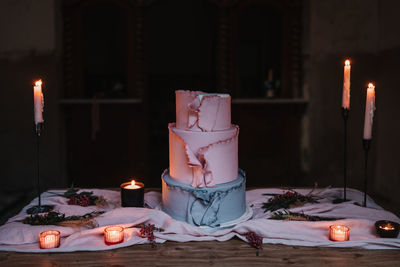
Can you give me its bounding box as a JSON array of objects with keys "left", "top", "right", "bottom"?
[{"left": 0, "top": 188, "right": 399, "bottom": 252}]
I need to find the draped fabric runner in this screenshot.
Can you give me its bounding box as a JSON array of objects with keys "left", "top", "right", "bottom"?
[{"left": 0, "top": 188, "right": 399, "bottom": 252}]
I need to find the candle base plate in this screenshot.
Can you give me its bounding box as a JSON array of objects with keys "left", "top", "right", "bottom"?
[{"left": 27, "top": 205, "right": 54, "bottom": 214}]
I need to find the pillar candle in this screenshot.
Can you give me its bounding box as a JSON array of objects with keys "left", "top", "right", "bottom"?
[
  {"left": 363, "top": 83, "right": 376, "bottom": 140},
  {"left": 342, "top": 60, "right": 351, "bottom": 109},
  {"left": 33, "top": 80, "right": 44, "bottom": 124}
]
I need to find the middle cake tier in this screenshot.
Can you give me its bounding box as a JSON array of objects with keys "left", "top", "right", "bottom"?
[{"left": 169, "top": 123, "right": 239, "bottom": 188}]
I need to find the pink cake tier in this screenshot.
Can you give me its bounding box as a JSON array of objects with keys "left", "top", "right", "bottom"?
[
  {"left": 175, "top": 90, "right": 231, "bottom": 132},
  {"left": 169, "top": 123, "right": 239, "bottom": 187}
]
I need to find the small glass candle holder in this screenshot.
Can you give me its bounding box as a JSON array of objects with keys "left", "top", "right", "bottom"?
[
  {"left": 120, "top": 179, "right": 145, "bottom": 207},
  {"left": 39, "top": 230, "right": 60, "bottom": 249},
  {"left": 375, "top": 220, "right": 400, "bottom": 238},
  {"left": 104, "top": 226, "right": 124, "bottom": 245},
  {"left": 329, "top": 225, "right": 350, "bottom": 241}
]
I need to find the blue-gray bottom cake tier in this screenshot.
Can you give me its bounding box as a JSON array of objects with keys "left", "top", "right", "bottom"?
[{"left": 161, "top": 169, "right": 246, "bottom": 227}]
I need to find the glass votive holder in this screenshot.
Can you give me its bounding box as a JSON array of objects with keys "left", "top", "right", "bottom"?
[
  {"left": 39, "top": 230, "right": 60, "bottom": 249},
  {"left": 104, "top": 226, "right": 124, "bottom": 245},
  {"left": 329, "top": 225, "right": 350, "bottom": 241}
]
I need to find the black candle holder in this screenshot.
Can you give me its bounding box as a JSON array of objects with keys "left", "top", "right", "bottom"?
[
  {"left": 333, "top": 108, "right": 351, "bottom": 204},
  {"left": 120, "top": 181, "right": 145, "bottom": 207},
  {"left": 27, "top": 123, "right": 53, "bottom": 214},
  {"left": 362, "top": 139, "right": 371, "bottom": 207},
  {"left": 375, "top": 220, "right": 400, "bottom": 238}
]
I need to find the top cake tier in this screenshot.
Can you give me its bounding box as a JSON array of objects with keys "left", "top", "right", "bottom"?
[{"left": 175, "top": 90, "right": 231, "bottom": 131}]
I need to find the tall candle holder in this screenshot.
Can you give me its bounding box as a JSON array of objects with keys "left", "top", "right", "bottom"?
[
  {"left": 362, "top": 139, "right": 371, "bottom": 207},
  {"left": 333, "top": 108, "right": 350, "bottom": 204},
  {"left": 27, "top": 123, "right": 53, "bottom": 214}
]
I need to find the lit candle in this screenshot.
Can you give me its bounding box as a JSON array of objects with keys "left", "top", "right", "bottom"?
[
  {"left": 39, "top": 230, "right": 60, "bottom": 249},
  {"left": 104, "top": 226, "right": 124, "bottom": 245},
  {"left": 120, "top": 179, "right": 145, "bottom": 207},
  {"left": 329, "top": 225, "right": 350, "bottom": 241},
  {"left": 342, "top": 59, "right": 351, "bottom": 109},
  {"left": 375, "top": 220, "right": 400, "bottom": 238},
  {"left": 379, "top": 224, "right": 395, "bottom": 230},
  {"left": 33, "top": 80, "right": 44, "bottom": 124},
  {"left": 124, "top": 180, "right": 141, "bottom": 189},
  {"left": 363, "top": 83, "right": 376, "bottom": 140}
]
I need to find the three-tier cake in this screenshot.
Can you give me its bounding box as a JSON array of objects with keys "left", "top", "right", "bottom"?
[{"left": 161, "top": 90, "right": 247, "bottom": 228}]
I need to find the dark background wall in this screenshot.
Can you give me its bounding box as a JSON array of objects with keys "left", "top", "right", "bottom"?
[{"left": 0, "top": 0, "right": 399, "bottom": 218}]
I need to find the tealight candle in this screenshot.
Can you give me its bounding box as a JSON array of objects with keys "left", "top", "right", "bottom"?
[
  {"left": 375, "top": 220, "right": 400, "bottom": 238},
  {"left": 329, "top": 225, "right": 350, "bottom": 241},
  {"left": 120, "top": 179, "right": 145, "bottom": 207},
  {"left": 104, "top": 226, "right": 124, "bottom": 245},
  {"left": 39, "top": 230, "right": 60, "bottom": 249}
]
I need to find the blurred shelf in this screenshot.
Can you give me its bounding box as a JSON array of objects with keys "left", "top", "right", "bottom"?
[
  {"left": 59, "top": 98, "right": 143, "bottom": 104},
  {"left": 231, "top": 98, "right": 308, "bottom": 104}
]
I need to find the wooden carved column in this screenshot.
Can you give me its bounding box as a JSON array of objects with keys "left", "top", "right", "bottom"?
[
  {"left": 288, "top": 1, "right": 302, "bottom": 98},
  {"left": 134, "top": 1, "right": 147, "bottom": 98},
  {"left": 214, "top": 0, "right": 237, "bottom": 94}
]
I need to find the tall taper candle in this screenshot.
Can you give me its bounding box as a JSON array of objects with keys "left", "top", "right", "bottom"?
[
  {"left": 342, "top": 60, "right": 351, "bottom": 109},
  {"left": 363, "top": 83, "right": 375, "bottom": 139},
  {"left": 33, "top": 80, "right": 44, "bottom": 124}
]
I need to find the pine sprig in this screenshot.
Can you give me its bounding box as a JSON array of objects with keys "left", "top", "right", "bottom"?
[
  {"left": 262, "top": 190, "right": 318, "bottom": 212},
  {"left": 269, "top": 210, "right": 342, "bottom": 221},
  {"left": 21, "top": 211, "right": 104, "bottom": 226}
]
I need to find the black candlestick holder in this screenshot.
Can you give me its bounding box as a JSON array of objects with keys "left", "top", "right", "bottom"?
[
  {"left": 333, "top": 108, "right": 351, "bottom": 204},
  {"left": 27, "top": 123, "right": 53, "bottom": 214},
  {"left": 362, "top": 139, "right": 371, "bottom": 207}
]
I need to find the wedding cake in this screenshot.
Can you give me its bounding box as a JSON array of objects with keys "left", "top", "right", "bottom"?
[{"left": 161, "top": 90, "right": 247, "bottom": 227}]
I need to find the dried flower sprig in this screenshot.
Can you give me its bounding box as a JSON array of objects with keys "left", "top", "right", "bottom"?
[
  {"left": 244, "top": 231, "right": 263, "bottom": 250},
  {"left": 137, "top": 224, "right": 164, "bottom": 248}
]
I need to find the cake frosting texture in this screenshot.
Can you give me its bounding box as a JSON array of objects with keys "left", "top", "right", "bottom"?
[
  {"left": 162, "top": 169, "right": 246, "bottom": 227},
  {"left": 175, "top": 90, "right": 231, "bottom": 132},
  {"left": 169, "top": 124, "right": 238, "bottom": 187},
  {"left": 171, "top": 90, "right": 238, "bottom": 188}
]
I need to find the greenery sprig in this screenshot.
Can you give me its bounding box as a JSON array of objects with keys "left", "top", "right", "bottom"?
[
  {"left": 63, "top": 186, "right": 99, "bottom": 207},
  {"left": 262, "top": 190, "right": 319, "bottom": 212},
  {"left": 269, "top": 210, "right": 342, "bottom": 221},
  {"left": 21, "top": 211, "right": 104, "bottom": 226}
]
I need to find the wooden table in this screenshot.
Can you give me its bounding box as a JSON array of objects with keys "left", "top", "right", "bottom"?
[
  {"left": 1, "top": 188, "right": 400, "bottom": 266},
  {"left": 1, "top": 239, "right": 400, "bottom": 267}
]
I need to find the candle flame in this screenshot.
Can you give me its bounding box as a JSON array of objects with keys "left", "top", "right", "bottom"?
[
  {"left": 131, "top": 180, "right": 135, "bottom": 186},
  {"left": 35, "top": 80, "right": 42, "bottom": 86},
  {"left": 368, "top": 83, "right": 374, "bottom": 88},
  {"left": 379, "top": 224, "right": 395, "bottom": 230},
  {"left": 345, "top": 59, "right": 350, "bottom": 66}
]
